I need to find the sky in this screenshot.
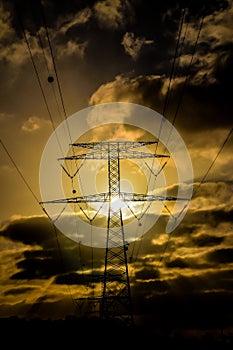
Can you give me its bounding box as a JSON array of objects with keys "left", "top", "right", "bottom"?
[{"left": 0, "top": 0, "right": 233, "bottom": 340}]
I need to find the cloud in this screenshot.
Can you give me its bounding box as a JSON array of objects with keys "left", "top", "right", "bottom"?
[
  {"left": 0, "top": 1, "right": 41, "bottom": 67},
  {"left": 191, "top": 233, "right": 224, "bottom": 247},
  {"left": 21, "top": 116, "right": 50, "bottom": 133},
  {"left": 49, "top": 17, "right": 89, "bottom": 59},
  {"left": 0, "top": 112, "right": 14, "bottom": 121},
  {"left": 165, "top": 258, "right": 189, "bottom": 268},
  {"left": 89, "top": 74, "right": 165, "bottom": 111},
  {"left": 0, "top": 215, "right": 106, "bottom": 318},
  {"left": 0, "top": 3, "right": 89, "bottom": 69},
  {"left": 0, "top": 202, "right": 232, "bottom": 330},
  {"left": 94, "top": 0, "right": 134, "bottom": 30},
  {"left": 57, "top": 7, "right": 92, "bottom": 34},
  {"left": 0, "top": 3, "right": 28, "bottom": 66},
  {"left": 195, "top": 1, "right": 233, "bottom": 48},
  {"left": 87, "top": 98, "right": 137, "bottom": 125},
  {"left": 56, "top": 40, "right": 88, "bottom": 59},
  {"left": 0, "top": 215, "right": 105, "bottom": 278},
  {"left": 87, "top": 3, "right": 233, "bottom": 136},
  {"left": 0, "top": 2, "right": 15, "bottom": 43},
  {"left": 0, "top": 40, "right": 29, "bottom": 66},
  {"left": 121, "top": 32, "right": 154, "bottom": 60},
  {"left": 3, "top": 286, "right": 37, "bottom": 296},
  {"left": 177, "top": 1, "right": 233, "bottom": 85},
  {"left": 0, "top": 215, "right": 58, "bottom": 247},
  {"left": 0, "top": 1, "right": 232, "bottom": 333},
  {"left": 55, "top": 272, "right": 85, "bottom": 285},
  {"left": 190, "top": 181, "right": 233, "bottom": 210},
  {"left": 0, "top": 164, "right": 14, "bottom": 174},
  {"left": 89, "top": 68, "right": 233, "bottom": 135},
  {"left": 132, "top": 181, "right": 233, "bottom": 274},
  {"left": 207, "top": 248, "right": 233, "bottom": 264}
]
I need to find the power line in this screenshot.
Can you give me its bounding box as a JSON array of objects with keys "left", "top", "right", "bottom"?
[
  {"left": 154, "top": 125, "right": 233, "bottom": 271},
  {"left": 0, "top": 137, "right": 79, "bottom": 314},
  {"left": 193, "top": 127, "right": 233, "bottom": 196},
  {"left": 0, "top": 139, "right": 40, "bottom": 205},
  {"left": 171, "top": 14, "right": 204, "bottom": 127},
  {"left": 137, "top": 13, "right": 206, "bottom": 272},
  {"left": 160, "top": 14, "right": 205, "bottom": 161},
  {"left": 131, "top": 8, "right": 189, "bottom": 268},
  {"left": 38, "top": 1, "right": 68, "bottom": 120},
  {"left": 34, "top": 1, "right": 84, "bottom": 303},
  {"left": 162, "top": 7, "right": 187, "bottom": 118},
  {"left": 31, "top": 6, "right": 65, "bottom": 127},
  {"left": 6, "top": 0, "right": 231, "bottom": 319},
  {"left": 130, "top": 7, "right": 188, "bottom": 266},
  {"left": 15, "top": 0, "right": 75, "bottom": 194},
  {"left": 166, "top": 11, "right": 190, "bottom": 105},
  {"left": 14, "top": 4, "right": 64, "bottom": 157},
  {"left": 38, "top": 0, "right": 79, "bottom": 178}
]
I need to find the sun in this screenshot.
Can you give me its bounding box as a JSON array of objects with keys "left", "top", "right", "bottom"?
[
  {"left": 110, "top": 197, "right": 127, "bottom": 211},
  {"left": 60, "top": 123, "right": 162, "bottom": 226}
]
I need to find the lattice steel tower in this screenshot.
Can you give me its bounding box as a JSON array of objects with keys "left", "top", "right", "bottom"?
[{"left": 41, "top": 140, "right": 186, "bottom": 325}]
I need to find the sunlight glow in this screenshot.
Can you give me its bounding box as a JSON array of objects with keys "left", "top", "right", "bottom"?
[{"left": 110, "top": 197, "right": 127, "bottom": 211}]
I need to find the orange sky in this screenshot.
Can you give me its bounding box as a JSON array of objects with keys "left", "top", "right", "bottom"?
[{"left": 0, "top": 0, "right": 233, "bottom": 339}]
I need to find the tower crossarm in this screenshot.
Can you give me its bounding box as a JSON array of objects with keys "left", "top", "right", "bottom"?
[
  {"left": 40, "top": 192, "right": 110, "bottom": 205},
  {"left": 120, "top": 151, "right": 169, "bottom": 159},
  {"left": 71, "top": 141, "right": 158, "bottom": 150},
  {"left": 40, "top": 191, "right": 190, "bottom": 205},
  {"left": 119, "top": 192, "right": 190, "bottom": 202},
  {"left": 41, "top": 139, "right": 186, "bottom": 324},
  {"left": 58, "top": 151, "right": 169, "bottom": 161},
  {"left": 57, "top": 140, "right": 169, "bottom": 161}
]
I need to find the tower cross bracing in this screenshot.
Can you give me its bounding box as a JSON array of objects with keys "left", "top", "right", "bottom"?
[{"left": 41, "top": 141, "right": 188, "bottom": 324}]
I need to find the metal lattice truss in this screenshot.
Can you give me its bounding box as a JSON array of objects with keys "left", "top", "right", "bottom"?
[{"left": 41, "top": 141, "right": 188, "bottom": 323}]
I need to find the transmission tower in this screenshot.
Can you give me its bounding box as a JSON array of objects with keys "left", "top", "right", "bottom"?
[{"left": 41, "top": 140, "right": 188, "bottom": 325}]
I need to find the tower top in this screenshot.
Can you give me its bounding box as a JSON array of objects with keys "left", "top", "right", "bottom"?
[{"left": 58, "top": 140, "right": 169, "bottom": 161}]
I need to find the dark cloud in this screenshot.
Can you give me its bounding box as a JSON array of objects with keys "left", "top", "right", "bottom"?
[
  {"left": 4, "top": 286, "right": 37, "bottom": 296},
  {"left": 2, "top": 0, "right": 232, "bottom": 134},
  {"left": 153, "top": 268, "right": 233, "bottom": 297},
  {"left": 6, "top": 0, "right": 92, "bottom": 31},
  {"left": 0, "top": 216, "right": 105, "bottom": 280},
  {"left": 0, "top": 216, "right": 56, "bottom": 247},
  {"left": 214, "top": 49, "right": 233, "bottom": 84},
  {"left": 165, "top": 258, "right": 189, "bottom": 268},
  {"left": 207, "top": 248, "right": 233, "bottom": 264},
  {"left": 0, "top": 0, "right": 233, "bottom": 334},
  {"left": 188, "top": 209, "right": 233, "bottom": 227},
  {"left": 55, "top": 272, "right": 84, "bottom": 285},
  {"left": 0, "top": 213, "right": 233, "bottom": 332},
  {"left": 192, "top": 181, "right": 233, "bottom": 200},
  {"left": 173, "top": 222, "right": 200, "bottom": 236},
  {"left": 133, "top": 261, "right": 233, "bottom": 301},
  {"left": 133, "top": 279, "right": 170, "bottom": 298},
  {"left": 174, "top": 78, "right": 233, "bottom": 132},
  {"left": 89, "top": 70, "right": 233, "bottom": 133},
  {"left": 134, "top": 265, "right": 160, "bottom": 280},
  {"left": 182, "top": 0, "right": 229, "bottom": 17},
  {"left": 200, "top": 269, "right": 233, "bottom": 292},
  {"left": 192, "top": 234, "right": 224, "bottom": 247},
  {"left": 132, "top": 269, "right": 233, "bottom": 329},
  {"left": 11, "top": 252, "right": 67, "bottom": 279}
]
